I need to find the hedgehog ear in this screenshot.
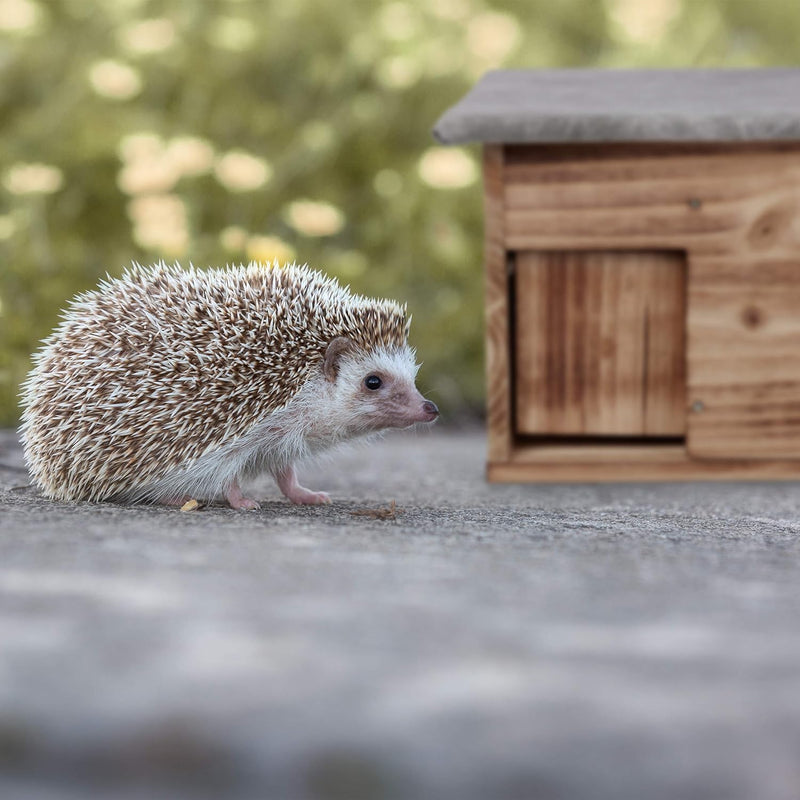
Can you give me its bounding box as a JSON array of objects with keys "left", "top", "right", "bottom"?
[{"left": 323, "top": 336, "right": 354, "bottom": 382}]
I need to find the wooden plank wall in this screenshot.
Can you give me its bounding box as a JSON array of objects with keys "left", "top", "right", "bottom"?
[
  {"left": 485, "top": 142, "right": 800, "bottom": 476},
  {"left": 688, "top": 258, "right": 800, "bottom": 458},
  {"left": 502, "top": 142, "right": 800, "bottom": 259}
]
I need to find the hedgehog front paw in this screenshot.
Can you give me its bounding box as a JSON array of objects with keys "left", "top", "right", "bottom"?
[
  {"left": 290, "top": 489, "right": 331, "bottom": 506},
  {"left": 225, "top": 480, "right": 260, "bottom": 511},
  {"left": 230, "top": 496, "right": 261, "bottom": 510},
  {"left": 275, "top": 465, "right": 332, "bottom": 505}
]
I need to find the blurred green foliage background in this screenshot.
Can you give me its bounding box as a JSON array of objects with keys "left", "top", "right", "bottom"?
[{"left": 1, "top": 0, "right": 800, "bottom": 425}]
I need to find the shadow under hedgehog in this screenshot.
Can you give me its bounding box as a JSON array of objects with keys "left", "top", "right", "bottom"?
[{"left": 20, "top": 262, "right": 439, "bottom": 509}]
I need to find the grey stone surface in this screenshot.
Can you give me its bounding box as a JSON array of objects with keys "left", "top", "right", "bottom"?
[
  {"left": 433, "top": 68, "right": 800, "bottom": 144},
  {"left": 2, "top": 426, "right": 800, "bottom": 799}
]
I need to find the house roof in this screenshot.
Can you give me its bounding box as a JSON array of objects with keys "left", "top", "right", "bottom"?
[{"left": 433, "top": 69, "right": 800, "bottom": 145}]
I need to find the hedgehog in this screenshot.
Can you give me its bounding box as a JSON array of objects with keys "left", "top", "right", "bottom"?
[{"left": 19, "top": 261, "right": 439, "bottom": 509}]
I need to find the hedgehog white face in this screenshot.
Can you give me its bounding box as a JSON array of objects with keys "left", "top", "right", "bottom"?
[{"left": 323, "top": 337, "right": 438, "bottom": 435}]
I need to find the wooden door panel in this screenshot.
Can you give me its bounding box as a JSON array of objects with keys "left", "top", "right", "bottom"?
[{"left": 515, "top": 250, "right": 686, "bottom": 436}]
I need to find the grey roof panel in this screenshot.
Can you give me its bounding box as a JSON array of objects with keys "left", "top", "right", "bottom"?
[{"left": 433, "top": 69, "right": 800, "bottom": 144}]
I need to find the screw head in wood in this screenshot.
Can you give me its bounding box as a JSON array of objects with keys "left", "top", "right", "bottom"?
[
  {"left": 687, "top": 197, "right": 703, "bottom": 210},
  {"left": 691, "top": 400, "right": 705, "bottom": 413}
]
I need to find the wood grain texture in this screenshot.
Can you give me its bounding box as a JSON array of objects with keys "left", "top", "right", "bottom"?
[
  {"left": 687, "top": 257, "right": 800, "bottom": 458},
  {"left": 503, "top": 143, "right": 800, "bottom": 257},
  {"left": 483, "top": 145, "right": 512, "bottom": 462},
  {"left": 515, "top": 251, "right": 686, "bottom": 436}
]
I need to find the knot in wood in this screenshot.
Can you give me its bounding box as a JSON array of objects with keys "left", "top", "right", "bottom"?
[
  {"left": 741, "top": 305, "right": 764, "bottom": 329},
  {"left": 748, "top": 204, "right": 792, "bottom": 251}
]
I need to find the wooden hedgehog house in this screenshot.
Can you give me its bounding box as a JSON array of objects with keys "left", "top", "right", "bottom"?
[{"left": 434, "top": 69, "right": 800, "bottom": 482}]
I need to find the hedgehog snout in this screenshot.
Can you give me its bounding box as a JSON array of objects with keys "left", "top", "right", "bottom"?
[
  {"left": 407, "top": 393, "right": 439, "bottom": 424},
  {"left": 422, "top": 400, "right": 439, "bottom": 420},
  {"left": 384, "top": 386, "right": 439, "bottom": 427}
]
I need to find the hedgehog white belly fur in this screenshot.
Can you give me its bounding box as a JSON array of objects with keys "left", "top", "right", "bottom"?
[{"left": 19, "top": 262, "right": 439, "bottom": 509}]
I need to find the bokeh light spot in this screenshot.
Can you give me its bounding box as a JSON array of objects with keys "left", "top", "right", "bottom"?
[
  {"left": 609, "top": 0, "right": 680, "bottom": 43},
  {"left": 417, "top": 148, "right": 476, "bottom": 190},
  {"left": 208, "top": 16, "right": 256, "bottom": 51},
  {"left": 127, "top": 194, "right": 189, "bottom": 256},
  {"left": 88, "top": 60, "right": 143, "bottom": 100},
  {"left": 466, "top": 11, "right": 521, "bottom": 63},
  {"left": 166, "top": 137, "right": 215, "bottom": 177},
  {"left": 3, "top": 163, "right": 63, "bottom": 195},
  {"left": 285, "top": 200, "right": 345, "bottom": 237},
  {"left": 219, "top": 226, "right": 248, "bottom": 252},
  {"left": 246, "top": 235, "right": 296, "bottom": 265},
  {"left": 214, "top": 151, "right": 272, "bottom": 192},
  {"left": 0, "top": 0, "right": 41, "bottom": 33},
  {"left": 119, "top": 18, "right": 177, "bottom": 54},
  {"left": 377, "top": 55, "right": 422, "bottom": 90}
]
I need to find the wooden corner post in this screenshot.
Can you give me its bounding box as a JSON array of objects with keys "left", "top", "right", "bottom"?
[{"left": 483, "top": 144, "right": 512, "bottom": 466}]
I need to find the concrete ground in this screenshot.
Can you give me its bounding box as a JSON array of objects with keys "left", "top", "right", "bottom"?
[{"left": 1, "top": 426, "right": 800, "bottom": 800}]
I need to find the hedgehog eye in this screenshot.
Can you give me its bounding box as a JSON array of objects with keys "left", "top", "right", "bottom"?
[{"left": 364, "top": 374, "right": 382, "bottom": 391}]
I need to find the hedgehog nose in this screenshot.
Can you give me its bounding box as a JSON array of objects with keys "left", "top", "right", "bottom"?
[{"left": 422, "top": 400, "right": 439, "bottom": 418}]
